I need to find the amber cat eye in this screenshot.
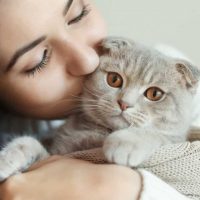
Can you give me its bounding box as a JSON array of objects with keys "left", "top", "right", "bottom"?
[
  {"left": 144, "top": 87, "right": 164, "bottom": 101},
  {"left": 107, "top": 72, "right": 123, "bottom": 88}
]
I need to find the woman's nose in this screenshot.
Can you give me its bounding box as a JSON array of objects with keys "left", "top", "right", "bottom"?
[{"left": 65, "top": 40, "right": 100, "bottom": 76}]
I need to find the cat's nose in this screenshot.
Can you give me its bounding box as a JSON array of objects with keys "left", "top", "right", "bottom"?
[{"left": 118, "top": 100, "right": 129, "bottom": 111}]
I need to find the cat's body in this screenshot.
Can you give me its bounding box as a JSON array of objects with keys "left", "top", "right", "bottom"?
[{"left": 0, "top": 37, "right": 200, "bottom": 181}]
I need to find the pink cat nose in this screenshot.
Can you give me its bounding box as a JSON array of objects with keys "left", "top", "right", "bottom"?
[{"left": 118, "top": 100, "right": 129, "bottom": 111}]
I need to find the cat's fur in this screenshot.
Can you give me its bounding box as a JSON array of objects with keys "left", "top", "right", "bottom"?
[{"left": 0, "top": 37, "right": 200, "bottom": 181}]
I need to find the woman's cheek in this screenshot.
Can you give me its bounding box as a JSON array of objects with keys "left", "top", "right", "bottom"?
[
  {"left": 20, "top": 78, "right": 80, "bottom": 108},
  {"left": 6, "top": 70, "right": 76, "bottom": 109}
]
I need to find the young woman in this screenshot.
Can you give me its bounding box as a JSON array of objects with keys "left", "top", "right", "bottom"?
[{"left": 0, "top": 0, "right": 193, "bottom": 199}]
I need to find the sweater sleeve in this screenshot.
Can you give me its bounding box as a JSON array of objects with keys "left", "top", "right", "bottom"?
[{"left": 138, "top": 169, "right": 192, "bottom": 200}]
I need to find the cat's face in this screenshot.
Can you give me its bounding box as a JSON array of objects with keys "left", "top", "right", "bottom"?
[{"left": 82, "top": 38, "right": 200, "bottom": 131}]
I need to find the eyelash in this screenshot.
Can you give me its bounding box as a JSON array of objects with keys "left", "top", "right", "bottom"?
[
  {"left": 25, "top": 5, "right": 91, "bottom": 77},
  {"left": 26, "top": 48, "right": 51, "bottom": 77},
  {"left": 68, "top": 4, "right": 91, "bottom": 25}
]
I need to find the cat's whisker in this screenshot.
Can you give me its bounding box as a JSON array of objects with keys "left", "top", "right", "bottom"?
[
  {"left": 132, "top": 118, "right": 146, "bottom": 126},
  {"left": 84, "top": 86, "right": 103, "bottom": 97},
  {"left": 65, "top": 108, "right": 102, "bottom": 116},
  {"left": 128, "top": 112, "right": 148, "bottom": 121},
  {"left": 86, "top": 89, "right": 113, "bottom": 101},
  {"left": 134, "top": 111, "right": 148, "bottom": 118},
  {"left": 67, "top": 95, "right": 100, "bottom": 104},
  {"left": 131, "top": 116, "right": 146, "bottom": 123},
  {"left": 47, "top": 98, "right": 82, "bottom": 103},
  {"left": 96, "top": 111, "right": 113, "bottom": 119},
  {"left": 63, "top": 106, "right": 88, "bottom": 115},
  {"left": 82, "top": 98, "right": 104, "bottom": 103},
  {"left": 129, "top": 110, "right": 147, "bottom": 117},
  {"left": 72, "top": 105, "right": 102, "bottom": 110},
  {"left": 133, "top": 119, "right": 143, "bottom": 127},
  {"left": 82, "top": 100, "right": 117, "bottom": 112},
  {"left": 83, "top": 103, "right": 117, "bottom": 117},
  {"left": 101, "top": 103, "right": 117, "bottom": 110},
  {"left": 80, "top": 95, "right": 110, "bottom": 105},
  {"left": 82, "top": 104, "right": 105, "bottom": 108},
  {"left": 84, "top": 91, "right": 100, "bottom": 99}
]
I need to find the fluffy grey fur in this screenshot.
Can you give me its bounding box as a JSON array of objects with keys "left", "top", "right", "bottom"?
[{"left": 0, "top": 37, "right": 200, "bottom": 181}]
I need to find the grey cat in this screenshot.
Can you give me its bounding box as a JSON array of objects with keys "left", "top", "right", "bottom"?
[{"left": 0, "top": 37, "right": 200, "bottom": 182}]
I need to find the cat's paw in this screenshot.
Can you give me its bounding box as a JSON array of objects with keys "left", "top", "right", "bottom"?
[
  {"left": 0, "top": 136, "right": 49, "bottom": 182},
  {"left": 0, "top": 155, "right": 21, "bottom": 182},
  {"left": 103, "top": 129, "right": 148, "bottom": 167}
]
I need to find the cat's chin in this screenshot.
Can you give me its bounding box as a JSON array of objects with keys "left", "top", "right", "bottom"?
[{"left": 108, "top": 116, "right": 130, "bottom": 130}]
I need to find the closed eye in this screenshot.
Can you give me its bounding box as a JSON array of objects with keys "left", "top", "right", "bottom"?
[
  {"left": 25, "top": 48, "right": 52, "bottom": 77},
  {"left": 68, "top": 4, "right": 91, "bottom": 25}
]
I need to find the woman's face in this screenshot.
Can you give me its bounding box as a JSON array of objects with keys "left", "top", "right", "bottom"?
[{"left": 0, "top": 0, "right": 106, "bottom": 119}]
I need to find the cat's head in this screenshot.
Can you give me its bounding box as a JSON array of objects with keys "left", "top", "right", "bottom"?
[{"left": 82, "top": 37, "right": 200, "bottom": 131}]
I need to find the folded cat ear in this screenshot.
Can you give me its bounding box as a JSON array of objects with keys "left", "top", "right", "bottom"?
[
  {"left": 175, "top": 60, "right": 200, "bottom": 89},
  {"left": 100, "top": 37, "right": 134, "bottom": 54}
]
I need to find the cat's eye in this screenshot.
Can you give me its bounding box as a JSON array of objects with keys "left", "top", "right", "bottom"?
[
  {"left": 107, "top": 72, "right": 123, "bottom": 88},
  {"left": 144, "top": 87, "right": 164, "bottom": 101}
]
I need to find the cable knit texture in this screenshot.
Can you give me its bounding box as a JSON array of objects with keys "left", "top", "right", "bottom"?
[{"left": 68, "top": 139, "right": 200, "bottom": 200}]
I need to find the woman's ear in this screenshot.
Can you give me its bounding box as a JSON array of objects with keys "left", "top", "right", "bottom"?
[{"left": 175, "top": 60, "right": 200, "bottom": 89}]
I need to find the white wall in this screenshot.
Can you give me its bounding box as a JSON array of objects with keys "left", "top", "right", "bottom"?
[{"left": 95, "top": 0, "right": 200, "bottom": 65}]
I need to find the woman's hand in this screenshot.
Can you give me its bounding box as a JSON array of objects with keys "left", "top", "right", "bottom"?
[{"left": 0, "top": 156, "right": 141, "bottom": 200}]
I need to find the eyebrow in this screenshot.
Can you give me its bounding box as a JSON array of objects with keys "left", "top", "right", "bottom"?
[
  {"left": 5, "top": 36, "right": 47, "bottom": 72},
  {"left": 63, "top": 0, "right": 74, "bottom": 16}
]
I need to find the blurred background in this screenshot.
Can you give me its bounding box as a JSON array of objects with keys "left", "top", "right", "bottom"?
[{"left": 95, "top": 0, "right": 200, "bottom": 65}]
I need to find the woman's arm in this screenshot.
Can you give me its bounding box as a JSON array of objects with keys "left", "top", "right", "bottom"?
[
  {"left": 0, "top": 157, "right": 141, "bottom": 200},
  {"left": 0, "top": 156, "right": 193, "bottom": 200}
]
